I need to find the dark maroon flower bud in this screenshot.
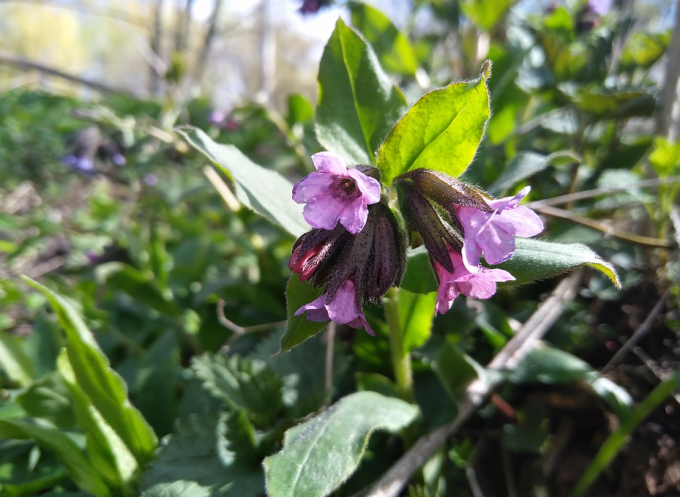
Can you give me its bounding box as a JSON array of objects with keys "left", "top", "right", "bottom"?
[
  {"left": 289, "top": 224, "right": 350, "bottom": 283},
  {"left": 396, "top": 180, "right": 462, "bottom": 274},
  {"left": 365, "top": 202, "right": 406, "bottom": 303}
]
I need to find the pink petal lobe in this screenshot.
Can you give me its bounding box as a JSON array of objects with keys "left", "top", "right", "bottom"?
[
  {"left": 311, "top": 151, "right": 347, "bottom": 174},
  {"left": 302, "top": 197, "right": 346, "bottom": 230},
  {"left": 339, "top": 198, "right": 369, "bottom": 234},
  {"left": 347, "top": 168, "right": 381, "bottom": 204},
  {"left": 292, "top": 172, "right": 334, "bottom": 203}
]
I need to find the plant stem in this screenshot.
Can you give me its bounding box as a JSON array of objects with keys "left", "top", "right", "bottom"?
[
  {"left": 569, "top": 372, "right": 679, "bottom": 497},
  {"left": 384, "top": 287, "right": 413, "bottom": 402}
]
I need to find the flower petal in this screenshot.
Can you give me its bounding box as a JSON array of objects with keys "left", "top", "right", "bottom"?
[
  {"left": 311, "top": 151, "right": 347, "bottom": 174},
  {"left": 294, "top": 294, "right": 330, "bottom": 322},
  {"left": 292, "top": 171, "right": 334, "bottom": 204},
  {"left": 493, "top": 206, "right": 544, "bottom": 238},
  {"left": 347, "top": 168, "right": 381, "bottom": 204},
  {"left": 302, "top": 197, "right": 346, "bottom": 230},
  {"left": 488, "top": 186, "right": 531, "bottom": 211},
  {"left": 476, "top": 223, "right": 517, "bottom": 265},
  {"left": 338, "top": 198, "right": 369, "bottom": 234}
]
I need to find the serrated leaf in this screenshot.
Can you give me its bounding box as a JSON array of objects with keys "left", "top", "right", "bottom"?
[
  {"left": 21, "top": 277, "right": 158, "bottom": 465},
  {"left": 177, "top": 127, "right": 308, "bottom": 237},
  {"left": 316, "top": 18, "right": 407, "bottom": 165},
  {"left": 191, "top": 354, "right": 283, "bottom": 426},
  {"left": 263, "top": 391, "right": 419, "bottom": 497},
  {"left": 348, "top": 2, "right": 418, "bottom": 77},
  {"left": 141, "top": 412, "right": 263, "bottom": 497},
  {"left": 95, "top": 262, "right": 180, "bottom": 317},
  {"left": 0, "top": 419, "right": 111, "bottom": 497},
  {"left": 497, "top": 238, "right": 621, "bottom": 289},
  {"left": 400, "top": 289, "right": 436, "bottom": 353},
  {"left": 378, "top": 63, "right": 491, "bottom": 185},
  {"left": 280, "top": 274, "right": 327, "bottom": 354}
]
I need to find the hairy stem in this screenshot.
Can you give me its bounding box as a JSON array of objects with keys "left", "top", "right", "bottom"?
[{"left": 384, "top": 287, "right": 413, "bottom": 402}]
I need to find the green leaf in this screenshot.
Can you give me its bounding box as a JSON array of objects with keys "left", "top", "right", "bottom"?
[
  {"left": 348, "top": 2, "right": 418, "bottom": 77},
  {"left": 0, "top": 332, "right": 35, "bottom": 386},
  {"left": 562, "top": 85, "right": 656, "bottom": 120},
  {"left": 0, "top": 419, "right": 111, "bottom": 497},
  {"left": 377, "top": 62, "right": 491, "bottom": 185},
  {"left": 649, "top": 137, "right": 680, "bottom": 177},
  {"left": 177, "top": 127, "right": 308, "bottom": 237},
  {"left": 461, "top": 0, "right": 515, "bottom": 31},
  {"left": 400, "top": 289, "right": 436, "bottom": 353},
  {"left": 16, "top": 372, "right": 76, "bottom": 430},
  {"left": 316, "top": 18, "right": 407, "bottom": 165},
  {"left": 263, "top": 391, "right": 419, "bottom": 497},
  {"left": 141, "top": 412, "right": 263, "bottom": 497},
  {"left": 191, "top": 354, "right": 283, "bottom": 426},
  {"left": 95, "top": 262, "right": 180, "bottom": 317},
  {"left": 587, "top": 374, "right": 633, "bottom": 421},
  {"left": 21, "top": 277, "right": 158, "bottom": 465},
  {"left": 433, "top": 337, "right": 488, "bottom": 401},
  {"left": 287, "top": 94, "right": 314, "bottom": 125},
  {"left": 620, "top": 31, "right": 670, "bottom": 71},
  {"left": 508, "top": 347, "right": 591, "bottom": 384},
  {"left": 400, "top": 248, "right": 437, "bottom": 294},
  {"left": 489, "top": 151, "right": 581, "bottom": 194},
  {"left": 497, "top": 238, "right": 621, "bottom": 289},
  {"left": 57, "top": 350, "right": 139, "bottom": 489},
  {"left": 279, "top": 274, "right": 327, "bottom": 354}
]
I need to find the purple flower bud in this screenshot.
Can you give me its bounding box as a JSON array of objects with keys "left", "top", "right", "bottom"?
[
  {"left": 295, "top": 279, "right": 374, "bottom": 335},
  {"left": 62, "top": 154, "right": 77, "bottom": 167},
  {"left": 224, "top": 118, "right": 239, "bottom": 131},
  {"left": 434, "top": 249, "right": 515, "bottom": 315},
  {"left": 289, "top": 225, "right": 350, "bottom": 282},
  {"left": 293, "top": 152, "right": 381, "bottom": 234},
  {"left": 454, "top": 186, "right": 543, "bottom": 272}
]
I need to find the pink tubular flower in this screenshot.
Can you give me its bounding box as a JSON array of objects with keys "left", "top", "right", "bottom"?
[
  {"left": 455, "top": 186, "right": 543, "bottom": 271},
  {"left": 435, "top": 250, "right": 515, "bottom": 315},
  {"left": 293, "top": 152, "right": 381, "bottom": 234},
  {"left": 295, "top": 279, "right": 374, "bottom": 335}
]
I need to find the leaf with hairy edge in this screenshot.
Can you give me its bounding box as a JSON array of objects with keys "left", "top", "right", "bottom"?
[
  {"left": 348, "top": 2, "right": 418, "bottom": 77},
  {"left": 400, "top": 289, "right": 436, "bottom": 353},
  {"left": 177, "top": 127, "right": 308, "bottom": 237},
  {"left": 141, "top": 412, "right": 263, "bottom": 497},
  {"left": 378, "top": 62, "right": 491, "bottom": 186},
  {"left": 497, "top": 238, "right": 620, "bottom": 288},
  {"left": 21, "top": 277, "right": 158, "bottom": 465},
  {"left": 400, "top": 238, "right": 620, "bottom": 293},
  {"left": 316, "top": 18, "right": 407, "bottom": 166},
  {"left": 279, "top": 274, "right": 327, "bottom": 354},
  {"left": 263, "top": 391, "right": 419, "bottom": 497},
  {"left": 0, "top": 419, "right": 111, "bottom": 497}
]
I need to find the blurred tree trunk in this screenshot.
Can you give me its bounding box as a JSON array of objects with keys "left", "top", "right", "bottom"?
[
  {"left": 194, "top": 0, "right": 224, "bottom": 86},
  {"left": 174, "top": 0, "right": 196, "bottom": 54},
  {"left": 257, "top": 0, "right": 276, "bottom": 103},
  {"left": 149, "top": 0, "right": 166, "bottom": 96},
  {"left": 657, "top": 0, "right": 680, "bottom": 140}
]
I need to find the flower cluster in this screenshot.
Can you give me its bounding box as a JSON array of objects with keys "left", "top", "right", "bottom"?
[{"left": 290, "top": 152, "right": 543, "bottom": 334}]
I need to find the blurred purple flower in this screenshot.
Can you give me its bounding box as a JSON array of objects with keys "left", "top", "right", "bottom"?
[
  {"left": 208, "top": 110, "right": 226, "bottom": 125},
  {"left": 224, "top": 118, "right": 239, "bottom": 131},
  {"left": 454, "top": 186, "right": 543, "bottom": 271},
  {"left": 85, "top": 250, "right": 102, "bottom": 265},
  {"left": 112, "top": 153, "right": 126, "bottom": 167},
  {"left": 588, "top": 0, "right": 613, "bottom": 15},
  {"left": 293, "top": 152, "right": 381, "bottom": 234},
  {"left": 144, "top": 173, "right": 159, "bottom": 186},
  {"left": 62, "top": 154, "right": 94, "bottom": 173},
  {"left": 295, "top": 279, "right": 374, "bottom": 335},
  {"left": 434, "top": 250, "right": 515, "bottom": 315}
]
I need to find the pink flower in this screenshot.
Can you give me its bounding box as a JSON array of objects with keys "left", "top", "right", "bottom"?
[
  {"left": 293, "top": 152, "right": 381, "bottom": 234},
  {"left": 455, "top": 186, "right": 543, "bottom": 271},
  {"left": 295, "top": 279, "right": 374, "bottom": 335},
  {"left": 434, "top": 250, "right": 515, "bottom": 315}
]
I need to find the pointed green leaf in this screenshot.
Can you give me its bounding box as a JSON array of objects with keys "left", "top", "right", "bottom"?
[
  {"left": 508, "top": 347, "right": 591, "bottom": 384},
  {"left": 316, "top": 18, "right": 407, "bottom": 165},
  {"left": 263, "top": 391, "right": 419, "bottom": 497},
  {"left": 433, "top": 337, "right": 489, "bottom": 401},
  {"left": 177, "top": 127, "right": 308, "bottom": 237},
  {"left": 279, "top": 274, "right": 327, "bottom": 354},
  {"left": 0, "top": 332, "right": 35, "bottom": 386},
  {"left": 57, "top": 350, "right": 139, "bottom": 489},
  {"left": 0, "top": 419, "right": 111, "bottom": 497},
  {"left": 348, "top": 2, "right": 418, "bottom": 77},
  {"left": 461, "top": 0, "right": 515, "bottom": 31},
  {"left": 378, "top": 62, "right": 491, "bottom": 185},
  {"left": 16, "top": 372, "right": 76, "bottom": 429},
  {"left": 21, "top": 277, "right": 158, "bottom": 465},
  {"left": 497, "top": 238, "right": 621, "bottom": 289},
  {"left": 400, "top": 289, "right": 436, "bottom": 353},
  {"left": 141, "top": 413, "right": 263, "bottom": 497},
  {"left": 400, "top": 238, "right": 620, "bottom": 293}
]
